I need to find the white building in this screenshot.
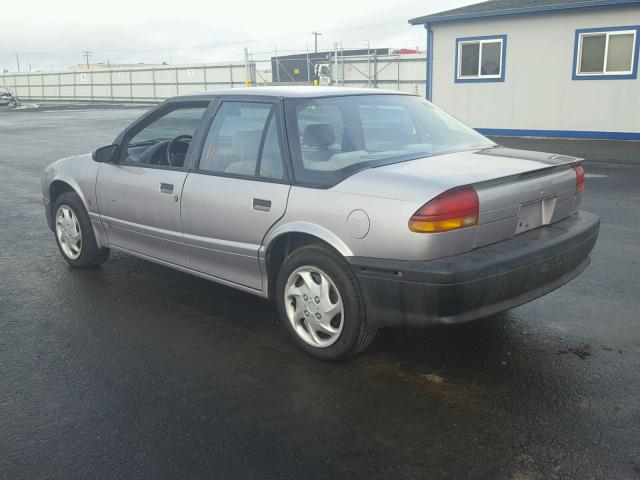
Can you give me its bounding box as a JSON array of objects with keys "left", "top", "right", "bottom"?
[{"left": 410, "top": 0, "right": 640, "bottom": 139}]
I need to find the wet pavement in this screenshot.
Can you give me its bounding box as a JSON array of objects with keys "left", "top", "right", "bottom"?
[{"left": 1, "top": 109, "right": 639, "bottom": 479}]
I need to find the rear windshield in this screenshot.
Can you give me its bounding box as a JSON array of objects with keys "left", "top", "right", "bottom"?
[{"left": 284, "top": 94, "right": 494, "bottom": 187}]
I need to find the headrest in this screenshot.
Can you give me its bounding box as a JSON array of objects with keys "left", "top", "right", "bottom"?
[{"left": 303, "top": 124, "right": 335, "bottom": 148}]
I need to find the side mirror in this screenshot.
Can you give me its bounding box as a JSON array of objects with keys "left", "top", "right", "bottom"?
[{"left": 92, "top": 144, "right": 119, "bottom": 163}]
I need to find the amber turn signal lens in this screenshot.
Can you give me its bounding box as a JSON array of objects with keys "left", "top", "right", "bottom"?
[
  {"left": 573, "top": 164, "right": 585, "bottom": 195},
  {"left": 409, "top": 214, "right": 478, "bottom": 233}
]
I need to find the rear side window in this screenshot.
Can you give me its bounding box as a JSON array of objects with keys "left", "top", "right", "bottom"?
[
  {"left": 199, "top": 102, "right": 271, "bottom": 175},
  {"left": 259, "top": 115, "right": 285, "bottom": 180},
  {"left": 198, "top": 101, "right": 287, "bottom": 180}
]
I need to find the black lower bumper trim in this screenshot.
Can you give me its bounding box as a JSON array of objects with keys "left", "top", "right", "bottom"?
[{"left": 349, "top": 211, "right": 599, "bottom": 327}]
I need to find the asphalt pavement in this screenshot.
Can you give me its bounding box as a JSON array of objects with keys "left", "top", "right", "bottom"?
[{"left": 1, "top": 109, "right": 639, "bottom": 480}]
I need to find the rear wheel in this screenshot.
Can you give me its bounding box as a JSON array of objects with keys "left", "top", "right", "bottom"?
[
  {"left": 53, "top": 192, "right": 109, "bottom": 268},
  {"left": 275, "top": 244, "right": 376, "bottom": 361}
]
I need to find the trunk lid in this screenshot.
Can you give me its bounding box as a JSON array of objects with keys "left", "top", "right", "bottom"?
[
  {"left": 335, "top": 147, "right": 582, "bottom": 254},
  {"left": 368, "top": 147, "right": 579, "bottom": 191}
]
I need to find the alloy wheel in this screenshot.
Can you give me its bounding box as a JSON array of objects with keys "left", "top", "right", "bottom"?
[
  {"left": 284, "top": 266, "right": 345, "bottom": 348},
  {"left": 55, "top": 205, "right": 82, "bottom": 260}
]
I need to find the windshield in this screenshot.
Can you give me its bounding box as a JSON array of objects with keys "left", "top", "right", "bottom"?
[{"left": 284, "top": 94, "right": 495, "bottom": 187}]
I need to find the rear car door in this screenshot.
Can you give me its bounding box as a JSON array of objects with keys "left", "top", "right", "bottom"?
[
  {"left": 96, "top": 101, "right": 209, "bottom": 265},
  {"left": 181, "top": 98, "right": 291, "bottom": 291}
]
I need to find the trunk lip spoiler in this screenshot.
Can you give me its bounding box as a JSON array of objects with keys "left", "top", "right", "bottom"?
[{"left": 468, "top": 158, "right": 583, "bottom": 190}]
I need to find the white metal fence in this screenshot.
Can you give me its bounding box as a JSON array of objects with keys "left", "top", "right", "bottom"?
[
  {"left": 0, "top": 63, "right": 251, "bottom": 102},
  {"left": 0, "top": 53, "right": 426, "bottom": 102}
]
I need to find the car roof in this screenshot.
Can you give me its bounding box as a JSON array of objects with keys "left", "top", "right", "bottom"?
[{"left": 170, "top": 86, "right": 411, "bottom": 101}]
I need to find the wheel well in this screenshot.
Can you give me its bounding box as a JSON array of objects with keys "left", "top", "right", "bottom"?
[
  {"left": 48, "top": 181, "right": 76, "bottom": 224},
  {"left": 49, "top": 180, "right": 75, "bottom": 205},
  {"left": 265, "top": 233, "right": 338, "bottom": 299}
]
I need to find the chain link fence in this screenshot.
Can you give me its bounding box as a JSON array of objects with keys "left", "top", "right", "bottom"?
[{"left": 252, "top": 48, "right": 425, "bottom": 96}]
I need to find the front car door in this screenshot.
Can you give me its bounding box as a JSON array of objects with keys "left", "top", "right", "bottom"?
[
  {"left": 180, "top": 98, "right": 291, "bottom": 291},
  {"left": 96, "top": 101, "right": 209, "bottom": 265}
]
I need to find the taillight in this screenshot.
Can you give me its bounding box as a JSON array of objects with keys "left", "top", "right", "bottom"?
[
  {"left": 572, "top": 164, "right": 585, "bottom": 194},
  {"left": 409, "top": 187, "right": 479, "bottom": 233}
]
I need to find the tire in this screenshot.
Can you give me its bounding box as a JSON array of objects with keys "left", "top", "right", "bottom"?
[
  {"left": 53, "top": 191, "right": 109, "bottom": 268},
  {"left": 275, "top": 244, "right": 376, "bottom": 361}
]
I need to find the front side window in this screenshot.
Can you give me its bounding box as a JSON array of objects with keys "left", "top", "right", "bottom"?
[
  {"left": 575, "top": 27, "right": 638, "bottom": 79},
  {"left": 456, "top": 35, "right": 506, "bottom": 82},
  {"left": 285, "top": 94, "right": 495, "bottom": 187},
  {"left": 198, "top": 101, "right": 286, "bottom": 180},
  {"left": 124, "top": 104, "right": 207, "bottom": 168}
]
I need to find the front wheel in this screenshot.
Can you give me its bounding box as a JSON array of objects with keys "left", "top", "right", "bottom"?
[
  {"left": 53, "top": 192, "right": 109, "bottom": 268},
  {"left": 275, "top": 244, "right": 376, "bottom": 361}
]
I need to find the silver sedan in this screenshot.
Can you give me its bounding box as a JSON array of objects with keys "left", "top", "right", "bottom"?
[{"left": 41, "top": 87, "right": 599, "bottom": 360}]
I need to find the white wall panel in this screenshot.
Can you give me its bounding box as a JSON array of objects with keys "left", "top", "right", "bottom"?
[{"left": 430, "top": 5, "right": 640, "bottom": 133}]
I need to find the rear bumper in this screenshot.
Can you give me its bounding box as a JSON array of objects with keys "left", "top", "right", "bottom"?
[{"left": 348, "top": 211, "right": 599, "bottom": 328}]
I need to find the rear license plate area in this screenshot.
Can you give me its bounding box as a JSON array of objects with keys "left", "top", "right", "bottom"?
[{"left": 516, "top": 200, "right": 543, "bottom": 234}]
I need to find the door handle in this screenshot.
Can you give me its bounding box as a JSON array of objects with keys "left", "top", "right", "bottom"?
[
  {"left": 253, "top": 198, "right": 271, "bottom": 212},
  {"left": 160, "top": 183, "right": 174, "bottom": 194}
]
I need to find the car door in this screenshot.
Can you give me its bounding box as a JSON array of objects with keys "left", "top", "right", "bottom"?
[
  {"left": 181, "top": 99, "right": 291, "bottom": 291},
  {"left": 96, "top": 101, "right": 209, "bottom": 265}
]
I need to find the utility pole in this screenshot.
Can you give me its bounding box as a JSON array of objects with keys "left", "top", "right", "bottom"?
[
  {"left": 244, "top": 47, "right": 251, "bottom": 87},
  {"left": 333, "top": 42, "right": 338, "bottom": 86},
  {"left": 15, "top": 53, "right": 20, "bottom": 72},
  {"left": 82, "top": 51, "right": 92, "bottom": 69},
  {"left": 311, "top": 32, "right": 322, "bottom": 53},
  {"left": 365, "top": 40, "right": 371, "bottom": 87},
  {"left": 306, "top": 44, "right": 311, "bottom": 85}
]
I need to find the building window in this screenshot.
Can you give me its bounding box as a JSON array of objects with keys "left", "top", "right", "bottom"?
[
  {"left": 455, "top": 35, "right": 506, "bottom": 83},
  {"left": 573, "top": 26, "right": 639, "bottom": 80}
]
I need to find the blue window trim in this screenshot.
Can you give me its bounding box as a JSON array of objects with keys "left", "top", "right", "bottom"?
[
  {"left": 475, "top": 127, "right": 640, "bottom": 140},
  {"left": 455, "top": 34, "right": 507, "bottom": 83},
  {"left": 572, "top": 25, "right": 640, "bottom": 80}
]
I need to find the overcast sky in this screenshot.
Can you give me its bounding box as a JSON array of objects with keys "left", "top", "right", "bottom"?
[{"left": 1, "top": 0, "right": 475, "bottom": 72}]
